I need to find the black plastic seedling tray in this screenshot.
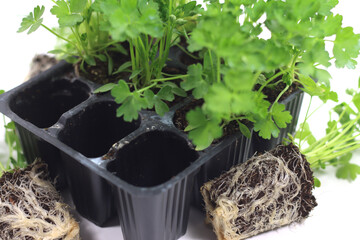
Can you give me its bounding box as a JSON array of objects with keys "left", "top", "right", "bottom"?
[{"left": 0, "top": 61, "right": 253, "bottom": 240}]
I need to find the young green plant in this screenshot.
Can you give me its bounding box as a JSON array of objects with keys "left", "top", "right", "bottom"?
[
  {"left": 94, "top": 0, "right": 201, "bottom": 120},
  {"left": 291, "top": 87, "right": 360, "bottom": 185},
  {"left": 18, "top": 1, "right": 121, "bottom": 71},
  {"left": 181, "top": 0, "right": 360, "bottom": 150}
]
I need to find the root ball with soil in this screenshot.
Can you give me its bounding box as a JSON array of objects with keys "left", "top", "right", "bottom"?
[
  {"left": 201, "top": 144, "right": 317, "bottom": 240},
  {"left": 0, "top": 162, "right": 80, "bottom": 240}
]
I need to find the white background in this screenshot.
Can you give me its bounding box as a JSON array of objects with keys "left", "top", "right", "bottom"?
[{"left": 1, "top": 1, "right": 360, "bottom": 240}]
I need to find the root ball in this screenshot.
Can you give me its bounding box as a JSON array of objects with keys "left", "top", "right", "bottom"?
[
  {"left": 0, "top": 162, "right": 80, "bottom": 240},
  {"left": 201, "top": 144, "right": 317, "bottom": 240}
]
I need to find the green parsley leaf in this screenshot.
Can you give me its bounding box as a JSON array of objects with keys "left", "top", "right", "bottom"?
[
  {"left": 185, "top": 108, "right": 222, "bottom": 150},
  {"left": 203, "top": 83, "right": 232, "bottom": 116},
  {"left": 333, "top": 27, "right": 360, "bottom": 69},
  {"left": 253, "top": 116, "right": 280, "bottom": 139},
  {"left": 51, "top": 0, "right": 84, "bottom": 27},
  {"left": 111, "top": 80, "right": 131, "bottom": 104},
  {"left": 318, "top": 0, "right": 339, "bottom": 16},
  {"left": 154, "top": 99, "right": 169, "bottom": 116},
  {"left": 50, "top": 0, "right": 69, "bottom": 18},
  {"left": 246, "top": 0, "right": 265, "bottom": 22},
  {"left": 353, "top": 93, "right": 360, "bottom": 112},
  {"left": 336, "top": 163, "right": 360, "bottom": 181},
  {"left": 94, "top": 83, "right": 117, "bottom": 93},
  {"left": 18, "top": 6, "right": 45, "bottom": 34},
  {"left": 104, "top": 0, "right": 163, "bottom": 41},
  {"left": 313, "top": 177, "right": 321, "bottom": 188},
  {"left": 113, "top": 61, "right": 132, "bottom": 75},
  {"left": 70, "top": 0, "right": 87, "bottom": 13},
  {"left": 295, "top": 122, "right": 317, "bottom": 145},
  {"left": 116, "top": 92, "right": 147, "bottom": 121},
  {"left": 238, "top": 122, "right": 251, "bottom": 139},
  {"left": 271, "top": 103, "right": 292, "bottom": 128},
  {"left": 129, "top": 69, "right": 143, "bottom": 80},
  {"left": 144, "top": 89, "right": 155, "bottom": 108},
  {"left": 156, "top": 86, "right": 174, "bottom": 102},
  {"left": 181, "top": 64, "right": 209, "bottom": 99},
  {"left": 160, "top": 82, "right": 187, "bottom": 97}
]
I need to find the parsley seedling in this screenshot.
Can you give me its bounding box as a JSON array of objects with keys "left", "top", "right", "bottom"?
[
  {"left": 95, "top": 0, "right": 201, "bottom": 120},
  {"left": 289, "top": 89, "right": 360, "bottom": 185},
  {"left": 18, "top": 2, "right": 121, "bottom": 70},
  {"left": 19, "top": 1, "right": 202, "bottom": 121},
  {"left": 182, "top": 0, "right": 360, "bottom": 150}
]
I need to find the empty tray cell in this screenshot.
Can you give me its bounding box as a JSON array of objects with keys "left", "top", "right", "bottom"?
[
  {"left": 107, "top": 131, "right": 198, "bottom": 187},
  {"left": 59, "top": 101, "right": 141, "bottom": 158},
  {"left": 10, "top": 79, "right": 90, "bottom": 128}
]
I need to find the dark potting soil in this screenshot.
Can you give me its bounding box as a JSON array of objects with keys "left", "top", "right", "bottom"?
[
  {"left": 75, "top": 50, "right": 131, "bottom": 85},
  {"left": 203, "top": 144, "right": 317, "bottom": 238},
  {"left": 173, "top": 98, "right": 204, "bottom": 131},
  {"left": 255, "top": 73, "right": 301, "bottom": 103},
  {"left": 269, "top": 144, "right": 317, "bottom": 218}
]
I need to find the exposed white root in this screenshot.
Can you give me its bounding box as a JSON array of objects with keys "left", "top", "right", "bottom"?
[{"left": 0, "top": 162, "right": 80, "bottom": 240}]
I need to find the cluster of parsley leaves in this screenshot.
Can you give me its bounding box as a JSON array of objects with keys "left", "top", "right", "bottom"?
[
  {"left": 18, "top": 0, "right": 122, "bottom": 70},
  {"left": 182, "top": 0, "right": 360, "bottom": 150},
  {"left": 18, "top": 0, "right": 360, "bottom": 152},
  {"left": 19, "top": 0, "right": 201, "bottom": 121},
  {"left": 95, "top": 0, "right": 200, "bottom": 121}
]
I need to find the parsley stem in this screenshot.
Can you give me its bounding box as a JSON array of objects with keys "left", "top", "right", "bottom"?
[
  {"left": 74, "top": 26, "right": 88, "bottom": 55},
  {"left": 151, "top": 74, "right": 188, "bottom": 83},
  {"left": 270, "top": 85, "right": 289, "bottom": 112},
  {"left": 309, "top": 143, "right": 360, "bottom": 168},
  {"left": 258, "top": 69, "right": 288, "bottom": 92},
  {"left": 303, "top": 114, "right": 360, "bottom": 157},
  {"left": 217, "top": 56, "right": 221, "bottom": 83},
  {"left": 137, "top": 82, "right": 157, "bottom": 93},
  {"left": 175, "top": 43, "right": 201, "bottom": 60},
  {"left": 308, "top": 137, "right": 360, "bottom": 160},
  {"left": 0, "top": 161, "right": 5, "bottom": 173},
  {"left": 96, "top": 40, "right": 119, "bottom": 52},
  {"left": 129, "top": 41, "right": 137, "bottom": 83},
  {"left": 137, "top": 37, "right": 151, "bottom": 86},
  {"left": 70, "top": 27, "right": 85, "bottom": 57},
  {"left": 253, "top": 71, "right": 262, "bottom": 84},
  {"left": 41, "top": 24, "right": 76, "bottom": 47},
  {"left": 207, "top": 50, "right": 216, "bottom": 83},
  {"left": 298, "top": 96, "right": 313, "bottom": 148}
]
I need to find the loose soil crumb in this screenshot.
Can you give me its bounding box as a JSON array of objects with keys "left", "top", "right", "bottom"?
[
  {"left": 0, "top": 162, "right": 80, "bottom": 240},
  {"left": 201, "top": 144, "right": 317, "bottom": 240}
]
